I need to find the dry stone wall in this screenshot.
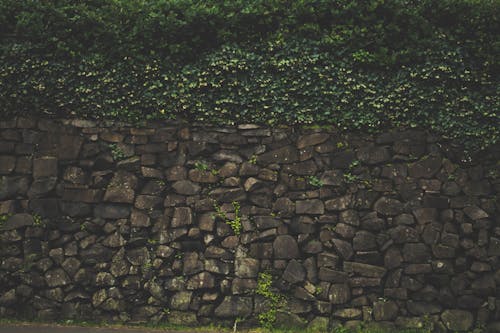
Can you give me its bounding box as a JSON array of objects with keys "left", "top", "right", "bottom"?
[{"left": 0, "top": 117, "right": 499, "bottom": 332}]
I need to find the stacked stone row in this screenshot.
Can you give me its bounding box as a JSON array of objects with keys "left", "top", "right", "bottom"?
[{"left": 0, "top": 118, "right": 499, "bottom": 332}]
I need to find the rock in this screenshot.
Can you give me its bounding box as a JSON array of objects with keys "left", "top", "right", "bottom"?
[
  {"left": 283, "top": 260, "right": 306, "bottom": 284},
  {"left": 374, "top": 197, "right": 405, "bottom": 216},
  {"left": 95, "top": 272, "right": 115, "bottom": 286},
  {"left": 488, "top": 237, "right": 500, "bottom": 256},
  {"left": 186, "top": 272, "right": 215, "bottom": 290},
  {"left": 320, "top": 170, "right": 344, "bottom": 186},
  {"left": 189, "top": 169, "right": 218, "bottom": 183},
  {"left": 0, "top": 176, "right": 30, "bottom": 200},
  {"left": 296, "top": 199, "right": 324, "bottom": 215},
  {"left": 0, "top": 156, "right": 15, "bottom": 174},
  {"left": 257, "top": 146, "right": 298, "bottom": 165},
  {"left": 126, "top": 247, "right": 149, "bottom": 266},
  {"left": 235, "top": 258, "right": 260, "bottom": 278},
  {"left": 357, "top": 146, "right": 391, "bottom": 165},
  {"left": 343, "top": 262, "right": 386, "bottom": 278},
  {"left": 209, "top": 187, "right": 246, "bottom": 203},
  {"left": 130, "top": 209, "right": 150, "bottom": 227},
  {"left": 333, "top": 308, "right": 362, "bottom": 319},
  {"left": 339, "top": 210, "right": 360, "bottom": 226},
  {"left": 94, "top": 204, "right": 130, "bottom": 219},
  {"left": 168, "top": 311, "right": 198, "bottom": 326},
  {"left": 463, "top": 206, "right": 489, "bottom": 220},
  {"left": 273, "top": 235, "right": 299, "bottom": 259},
  {"left": 403, "top": 243, "right": 430, "bottom": 263},
  {"left": 441, "top": 310, "right": 473, "bottom": 331},
  {"left": 272, "top": 198, "right": 295, "bottom": 217},
  {"left": 389, "top": 225, "right": 419, "bottom": 243},
  {"left": 171, "top": 207, "right": 193, "bottom": 227},
  {"left": 412, "top": 208, "right": 438, "bottom": 224},
  {"left": 103, "top": 232, "right": 126, "bottom": 248},
  {"left": 408, "top": 156, "right": 441, "bottom": 178},
  {"left": 33, "top": 156, "right": 58, "bottom": 178},
  {"left": 214, "top": 296, "right": 253, "bottom": 317},
  {"left": 332, "top": 239, "right": 354, "bottom": 260},
  {"left": 45, "top": 268, "right": 70, "bottom": 287},
  {"left": 353, "top": 231, "right": 377, "bottom": 251},
  {"left": 104, "top": 171, "right": 137, "bottom": 203},
  {"left": 318, "top": 268, "right": 348, "bottom": 283},
  {"left": 329, "top": 284, "right": 351, "bottom": 304},
  {"left": 134, "top": 195, "right": 162, "bottom": 210},
  {"left": 307, "top": 317, "right": 330, "bottom": 332},
  {"left": 62, "top": 189, "right": 102, "bottom": 203},
  {"left": 61, "top": 257, "right": 81, "bottom": 277},
  {"left": 1, "top": 213, "right": 33, "bottom": 230},
  {"left": 325, "top": 195, "right": 352, "bottom": 211},
  {"left": 253, "top": 216, "right": 281, "bottom": 230},
  {"left": 330, "top": 151, "right": 356, "bottom": 169},
  {"left": 183, "top": 252, "right": 204, "bottom": 275},
  {"left": 373, "top": 301, "right": 399, "bottom": 321},
  {"left": 170, "top": 291, "right": 193, "bottom": 310},
  {"left": 297, "top": 133, "right": 329, "bottom": 149},
  {"left": 28, "top": 177, "right": 57, "bottom": 198},
  {"left": 283, "top": 160, "right": 318, "bottom": 175},
  {"left": 172, "top": 180, "right": 200, "bottom": 195}
]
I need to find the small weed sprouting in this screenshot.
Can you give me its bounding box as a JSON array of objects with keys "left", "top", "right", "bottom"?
[
  {"left": 213, "top": 201, "right": 242, "bottom": 235},
  {"left": 0, "top": 213, "right": 12, "bottom": 226},
  {"left": 256, "top": 272, "right": 284, "bottom": 329},
  {"left": 33, "top": 214, "right": 43, "bottom": 227},
  {"left": 349, "top": 160, "right": 360, "bottom": 169},
  {"left": 195, "top": 161, "right": 219, "bottom": 176},
  {"left": 343, "top": 172, "right": 359, "bottom": 183},
  {"left": 195, "top": 161, "right": 209, "bottom": 172},
  {"left": 336, "top": 141, "right": 347, "bottom": 149},
  {"left": 307, "top": 175, "right": 324, "bottom": 188},
  {"left": 248, "top": 155, "right": 257, "bottom": 165},
  {"left": 109, "top": 143, "right": 126, "bottom": 161}
]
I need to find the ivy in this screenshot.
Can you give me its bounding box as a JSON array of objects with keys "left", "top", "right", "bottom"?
[{"left": 0, "top": 1, "right": 498, "bottom": 152}]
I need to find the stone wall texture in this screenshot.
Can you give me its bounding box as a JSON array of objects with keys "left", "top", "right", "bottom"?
[{"left": 0, "top": 117, "right": 499, "bottom": 332}]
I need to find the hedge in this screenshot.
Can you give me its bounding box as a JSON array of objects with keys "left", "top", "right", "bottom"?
[{"left": 0, "top": 0, "right": 499, "bottom": 151}]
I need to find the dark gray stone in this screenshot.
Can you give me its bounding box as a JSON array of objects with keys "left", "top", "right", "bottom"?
[
  {"left": 374, "top": 197, "right": 405, "bottom": 216},
  {"left": 214, "top": 296, "right": 253, "bottom": 317},
  {"left": 403, "top": 243, "right": 431, "bottom": 263},
  {"left": 94, "top": 204, "right": 130, "bottom": 219},
  {"left": 441, "top": 310, "right": 473, "bottom": 331},
  {"left": 257, "top": 146, "right": 298, "bottom": 165},
  {"left": 282, "top": 260, "right": 306, "bottom": 284},
  {"left": 328, "top": 284, "right": 350, "bottom": 304},
  {"left": 296, "top": 199, "right": 324, "bottom": 215},
  {"left": 172, "top": 180, "right": 201, "bottom": 195},
  {"left": 1, "top": 213, "right": 33, "bottom": 230},
  {"left": 273, "top": 235, "right": 299, "bottom": 259}
]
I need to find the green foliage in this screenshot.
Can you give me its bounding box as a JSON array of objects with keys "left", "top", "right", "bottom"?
[
  {"left": 307, "top": 175, "right": 324, "bottom": 188},
  {"left": 213, "top": 201, "right": 242, "bottom": 235},
  {"left": 194, "top": 161, "right": 209, "bottom": 172},
  {"left": 32, "top": 214, "right": 43, "bottom": 227},
  {"left": 0, "top": 213, "right": 11, "bottom": 226},
  {"left": 256, "top": 272, "right": 285, "bottom": 329},
  {"left": 0, "top": 0, "right": 498, "bottom": 151},
  {"left": 108, "top": 144, "right": 125, "bottom": 161}
]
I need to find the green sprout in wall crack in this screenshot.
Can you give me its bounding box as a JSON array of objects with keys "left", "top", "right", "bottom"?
[
  {"left": 108, "top": 143, "right": 126, "bottom": 161},
  {"left": 213, "top": 201, "right": 242, "bottom": 235},
  {"left": 307, "top": 175, "right": 324, "bottom": 188},
  {"left": 0, "top": 213, "right": 12, "bottom": 226},
  {"left": 33, "top": 214, "right": 44, "bottom": 227},
  {"left": 256, "top": 272, "right": 285, "bottom": 329}
]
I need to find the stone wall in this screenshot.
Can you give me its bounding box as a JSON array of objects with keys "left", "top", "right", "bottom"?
[{"left": 0, "top": 117, "right": 499, "bottom": 332}]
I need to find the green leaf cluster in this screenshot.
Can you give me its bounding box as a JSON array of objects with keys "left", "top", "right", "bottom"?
[{"left": 0, "top": 0, "right": 498, "bottom": 151}]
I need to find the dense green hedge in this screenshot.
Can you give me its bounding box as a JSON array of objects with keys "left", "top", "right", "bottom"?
[{"left": 0, "top": 0, "right": 499, "bottom": 150}]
